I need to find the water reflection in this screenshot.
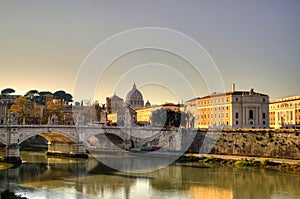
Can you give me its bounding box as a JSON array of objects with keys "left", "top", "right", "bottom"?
[{"left": 0, "top": 152, "right": 299, "bottom": 199}]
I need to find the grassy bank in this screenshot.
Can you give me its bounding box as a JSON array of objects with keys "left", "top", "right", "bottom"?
[{"left": 177, "top": 154, "right": 300, "bottom": 172}]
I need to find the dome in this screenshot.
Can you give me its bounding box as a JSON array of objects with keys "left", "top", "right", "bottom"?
[
  {"left": 145, "top": 100, "right": 151, "bottom": 108},
  {"left": 126, "top": 83, "right": 143, "bottom": 100},
  {"left": 126, "top": 83, "right": 144, "bottom": 110}
]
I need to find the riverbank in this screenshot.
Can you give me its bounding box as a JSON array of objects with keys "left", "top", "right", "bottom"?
[
  {"left": 0, "top": 162, "right": 13, "bottom": 170},
  {"left": 178, "top": 153, "right": 300, "bottom": 172}
]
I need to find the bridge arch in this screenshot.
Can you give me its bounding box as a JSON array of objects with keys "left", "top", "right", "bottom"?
[
  {"left": 18, "top": 130, "right": 77, "bottom": 145},
  {"left": 0, "top": 139, "right": 6, "bottom": 146},
  {"left": 0, "top": 141, "right": 6, "bottom": 147},
  {"left": 84, "top": 129, "right": 135, "bottom": 149}
]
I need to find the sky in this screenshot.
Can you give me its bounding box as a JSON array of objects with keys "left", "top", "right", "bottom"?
[{"left": 0, "top": 0, "right": 299, "bottom": 104}]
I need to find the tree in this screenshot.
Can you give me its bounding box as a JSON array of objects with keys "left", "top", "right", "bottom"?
[
  {"left": 151, "top": 108, "right": 185, "bottom": 128},
  {"left": 42, "top": 101, "right": 64, "bottom": 124},
  {"left": 8, "top": 96, "right": 41, "bottom": 124},
  {"left": 24, "top": 90, "right": 38, "bottom": 100},
  {"left": 53, "top": 90, "right": 66, "bottom": 100},
  {"left": 64, "top": 93, "right": 73, "bottom": 103},
  {"left": 35, "top": 91, "right": 52, "bottom": 105},
  {"left": 53, "top": 90, "right": 73, "bottom": 104},
  {"left": 151, "top": 108, "right": 167, "bottom": 127},
  {"left": 1, "top": 88, "right": 15, "bottom": 95}
]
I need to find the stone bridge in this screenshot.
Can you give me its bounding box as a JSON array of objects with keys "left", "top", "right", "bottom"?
[{"left": 0, "top": 125, "right": 195, "bottom": 164}]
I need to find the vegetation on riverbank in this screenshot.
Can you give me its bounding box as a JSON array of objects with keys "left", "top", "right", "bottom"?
[
  {"left": 0, "top": 190, "right": 28, "bottom": 199},
  {"left": 177, "top": 154, "right": 300, "bottom": 172}
]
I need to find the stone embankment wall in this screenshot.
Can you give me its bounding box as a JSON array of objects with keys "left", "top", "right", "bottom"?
[{"left": 188, "top": 129, "right": 300, "bottom": 159}]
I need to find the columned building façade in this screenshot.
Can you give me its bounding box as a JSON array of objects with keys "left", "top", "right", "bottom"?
[{"left": 185, "top": 84, "right": 269, "bottom": 128}]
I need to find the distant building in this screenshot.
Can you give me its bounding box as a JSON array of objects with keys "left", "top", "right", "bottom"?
[
  {"left": 107, "top": 106, "right": 137, "bottom": 126},
  {"left": 63, "top": 104, "right": 74, "bottom": 125},
  {"left": 186, "top": 84, "right": 269, "bottom": 128},
  {"left": 0, "top": 104, "right": 7, "bottom": 124},
  {"left": 136, "top": 102, "right": 181, "bottom": 125},
  {"left": 269, "top": 95, "right": 300, "bottom": 129},
  {"left": 0, "top": 94, "right": 20, "bottom": 106},
  {"left": 0, "top": 94, "right": 20, "bottom": 124},
  {"left": 44, "top": 94, "right": 54, "bottom": 105},
  {"left": 106, "top": 94, "right": 124, "bottom": 114}
]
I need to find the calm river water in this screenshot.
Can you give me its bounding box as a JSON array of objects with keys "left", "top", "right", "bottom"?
[{"left": 0, "top": 152, "right": 299, "bottom": 199}]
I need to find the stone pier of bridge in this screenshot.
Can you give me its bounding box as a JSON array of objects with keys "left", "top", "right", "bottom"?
[{"left": 47, "top": 141, "right": 87, "bottom": 158}]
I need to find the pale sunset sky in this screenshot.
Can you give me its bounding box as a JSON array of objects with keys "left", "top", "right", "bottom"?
[{"left": 0, "top": 0, "right": 299, "bottom": 104}]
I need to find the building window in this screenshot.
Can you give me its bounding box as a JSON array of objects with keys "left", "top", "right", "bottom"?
[
  {"left": 263, "top": 121, "right": 266, "bottom": 125},
  {"left": 235, "top": 112, "right": 239, "bottom": 119},
  {"left": 235, "top": 98, "right": 239, "bottom": 101},
  {"left": 236, "top": 121, "right": 239, "bottom": 125},
  {"left": 250, "top": 121, "right": 253, "bottom": 125},
  {"left": 249, "top": 110, "right": 254, "bottom": 119},
  {"left": 263, "top": 98, "right": 266, "bottom": 102},
  {"left": 262, "top": 113, "right": 266, "bottom": 119}
]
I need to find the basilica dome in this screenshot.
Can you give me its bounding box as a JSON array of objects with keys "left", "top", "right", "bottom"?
[{"left": 126, "top": 83, "right": 144, "bottom": 110}]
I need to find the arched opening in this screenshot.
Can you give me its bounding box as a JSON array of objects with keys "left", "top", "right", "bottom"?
[
  {"left": 88, "top": 133, "right": 125, "bottom": 149},
  {"left": 18, "top": 131, "right": 77, "bottom": 156},
  {"left": 249, "top": 110, "right": 254, "bottom": 119},
  {"left": 87, "top": 133, "right": 134, "bottom": 150},
  {"left": 19, "top": 131, "right": 76, "bottom": 145},
  {"left": 19, "top": 134, "right": 48, "bottom": 151}
]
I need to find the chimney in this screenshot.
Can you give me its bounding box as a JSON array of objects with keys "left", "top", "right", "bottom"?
[{"left": 232, "top": 83, "right": 236, "bottom": 92}]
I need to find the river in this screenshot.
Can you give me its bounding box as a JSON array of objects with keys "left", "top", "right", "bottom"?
[{"left": 0, "top": 151, "right": 299, "bottom": 199}]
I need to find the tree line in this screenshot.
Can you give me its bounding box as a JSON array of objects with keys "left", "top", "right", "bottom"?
[{"left": 1, "top": 88, "right": 73, "bottom": 125}]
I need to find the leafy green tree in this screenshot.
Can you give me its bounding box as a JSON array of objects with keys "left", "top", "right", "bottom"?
[
  {"left": 151, "top": 108, "right": 187, "bottom": 128},
  {"left": 53, "top": 90, "right": 66, "bottom": 99},
  {"left": 53, "top": 90, "right": 73, "bottom": 104},
  {"left": 1, "top": 88, "right": 15, "bottom": 95},
  {"left": 64, "top": 93, "right": 73, "bottom": 103},
  {"left": 24, "top": 89, "right": 38, "bottom": 100}
]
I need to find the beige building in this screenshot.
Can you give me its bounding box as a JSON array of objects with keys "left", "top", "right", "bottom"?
[
  {"left": 106, "top": 94, "right": 124, "bottom": 114},
  {"left": 107, "top": 106, "right": 137, "bottom": 126},
  {"left": 136, "top": 103, "right": 181, "bottom": 125},
  {"left": 186, "top": 84, "right": 269, "bottom": 128},
  {"left": 269, "top": 95, "right": 300, "bottom": 129}
]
